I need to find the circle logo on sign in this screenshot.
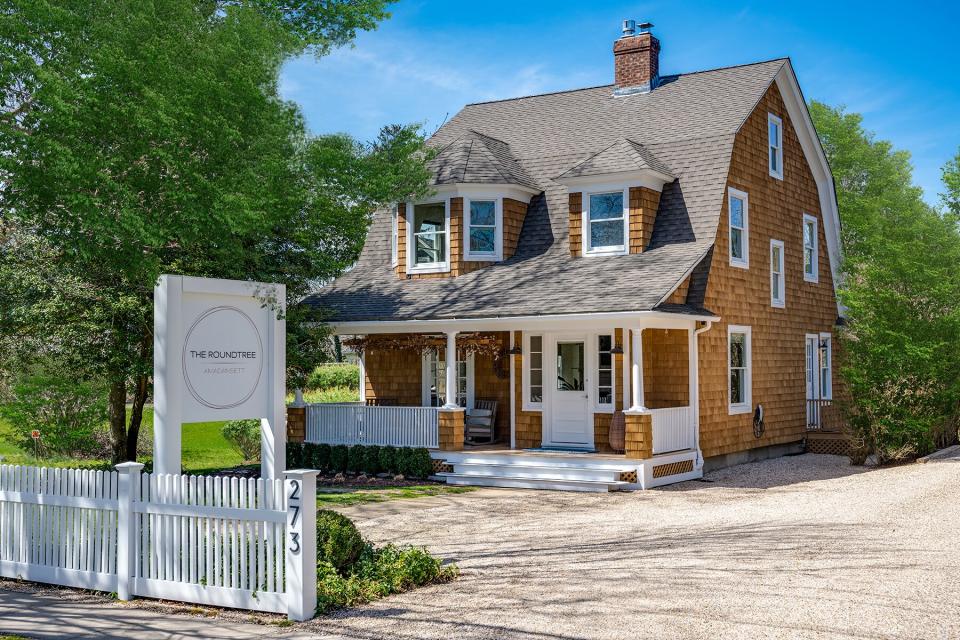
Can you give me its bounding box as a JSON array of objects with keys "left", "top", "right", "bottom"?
[{"left": 181, "top": 306, "right": 264, "bottom": 410}]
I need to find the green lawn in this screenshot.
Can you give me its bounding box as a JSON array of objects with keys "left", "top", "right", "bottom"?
[
  {"left": 0, "top": 406, "right": 244, "bottom": 473},
  {"left": 316, "top": 484, "right": 475, "bottom": 507}
]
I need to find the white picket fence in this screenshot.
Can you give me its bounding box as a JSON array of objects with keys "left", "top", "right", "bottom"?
[
  {"left": 305, "top": 403, "right": 440, "bottom": 448},
  {"left": 0, "top": 463, "right": 317, "bottom": 620}
]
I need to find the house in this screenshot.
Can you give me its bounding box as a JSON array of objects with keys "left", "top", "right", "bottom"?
[{"left": 300, "top": 20, "right": 842, "bottom": 491}]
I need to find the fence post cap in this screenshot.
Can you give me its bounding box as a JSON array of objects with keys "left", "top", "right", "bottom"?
[
  {"left": 115, "top": 461, "right": 145, "bottom": 472},
  {"left": 284, "top": 469, "right": 320, "bottom": 479}
]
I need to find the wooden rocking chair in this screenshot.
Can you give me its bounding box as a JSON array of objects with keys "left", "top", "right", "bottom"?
[{"left": 465, "top": 399, "right": 498, "bottom": 444}]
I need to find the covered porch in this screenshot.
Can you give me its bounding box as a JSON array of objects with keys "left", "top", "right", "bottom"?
[{"left": 298, "top": 310, "right": 717, "bottom": 490}]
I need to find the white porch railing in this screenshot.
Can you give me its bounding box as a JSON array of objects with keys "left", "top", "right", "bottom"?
[
  {"left": 650, "top": 406, "right": 695, "bottom": 454},
  {"left": 304, "top": 404, "right": 440, "bottom": 449}
]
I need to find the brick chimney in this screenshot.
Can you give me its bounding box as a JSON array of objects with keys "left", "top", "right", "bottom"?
[{"left": 614, "top": 20, "right": 660, "bottom": 96}]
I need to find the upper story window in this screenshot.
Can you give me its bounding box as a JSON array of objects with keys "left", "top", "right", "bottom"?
[
  {"left": 464, "top": 197, "right": 503, "bottom": 261},
  {"left": 584, "top": 190, "right": 628, "bottom": 255},
  {"left": 728, "top": 187, "right": 749, "bottom": 269},
  {"left": 768, "top": 113, "right": 783, "bottom": 180},
  {"left": 390, "top": 206, "right": 399, "bottom": 266},
  {"left": 408, "top": 201, "right": 449, "bottom": 273},
  {"left": 770, "top": 239, "right": 785, "bottom": 308},
  {"left": 728, "top": 325, "right": 752, "bottom": 415},
  {"left": 802, "top": 213, "right": 818, "bottom": 283}
]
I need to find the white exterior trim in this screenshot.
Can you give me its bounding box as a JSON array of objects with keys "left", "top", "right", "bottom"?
[
  {"left": 768, "top": 112, "right": 784, "bottom": 181},
  {"left": 509, "top": 331, "right": 517, "bottom": 449},
  {"left": 390, "top": 206, "right": 399, "bottom": 267},
  {"left": 818, "top": 331, "right": 833, "bottom": 400},
  {"left": 802, "top": 212, "right": 819, "bottom": 283},
  {"left": 773, "top": 63, "right": 843, "bottom": 314},
  {"left": 591, "top": 332, "right": 616, "bottom": 413},
  {"left": 580, "top": 187, "right": 630, "bottom": 257},
  {"left": 427, "top": 183, "right": 538, "bottom": 203},
  {"left": 405, "top": 198, "right": 451, "bottom": 275},
  {"left": 462, "top": 195, "right": 504, "bottom": 261},
  {"left": 728, "top": 187, "right": 750, "bottom": 269},
  {"left": 727, "top": 324, "right": 752, "bottom": 415},
  {"left": 770, "top": 239, "right": 785, "bottom": 308},
  {"left": 556, "top": 169, "right": 673, "bottom": 191},
  {"left": 421, "top": 350, "right": 474, "bottom": 409},
  {"left": 331, "top": 310, "right": 716, "bottom": 335}
]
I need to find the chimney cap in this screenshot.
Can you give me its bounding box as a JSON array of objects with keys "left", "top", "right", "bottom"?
[
  {"left": 638, "top": 21, "right": 654, "bottom": 33},
  {"left": 621, "top": 19, "right": 636, "bottom": 37}
]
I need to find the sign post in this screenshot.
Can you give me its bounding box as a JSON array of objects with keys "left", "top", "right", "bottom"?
[{"left": 154, "top": 275, "right": 286, "bottom": 478}]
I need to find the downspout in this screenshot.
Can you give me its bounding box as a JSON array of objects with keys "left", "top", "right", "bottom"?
[{"left": 692, "top": 320, "right": 714, "bottom": 470}]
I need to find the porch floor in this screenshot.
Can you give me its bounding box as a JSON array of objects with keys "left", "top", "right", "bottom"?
[{"left": 461, "top": 443, "right": 631, "bottom": 462}]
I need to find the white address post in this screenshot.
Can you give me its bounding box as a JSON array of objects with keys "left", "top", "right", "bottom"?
[{"left": 285, "top": 469, "right": 318, "bottom": 621}]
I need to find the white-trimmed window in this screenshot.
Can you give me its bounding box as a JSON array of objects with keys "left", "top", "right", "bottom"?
[
  {"left": 523, "top": 334, "right": 544, "bottom": 410},
  {"left": 770, "top": 239, "right": 785, "bottom": 308},
  {"left": 818, "top": 332, "right": 832, "bottom": 400},
  {"left": 407, "top": 200, "right": 449, "bottom": 273},
  {"left": 583, "top": 189, "right": 628, "bottom": 255},
  {"left": 422, "top": 351, "right": 473, "bottom": 409},
  {"left": 802, "top": 213, "right": 818, "bottom": 282},
  {"left": 464, "top": 197, "right": 502, "bottom": 261},
  {"left": 390, "top": 206, "right": 399, "bottom": 266},
  {"left": 596, "top": 334, "right": 614, "bottom": 411},
  {"left": 728, "top": 325, "right": 752, "bottom": 415},
  {"left": 768, "top": 113, "right": 784, "bottom": 180},
  {"left": 728, "top": 188, "right": 749, "bottom": 268}
]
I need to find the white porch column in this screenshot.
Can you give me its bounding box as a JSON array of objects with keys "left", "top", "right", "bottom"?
[
  {"left": 628, "top": 327, "right": 647, "bottom": 413},
  {"left": 443, "top": 330, "right": 459, "bottom": 408}
]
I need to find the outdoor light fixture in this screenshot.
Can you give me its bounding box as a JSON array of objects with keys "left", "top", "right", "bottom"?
[
  {"left": 508, "top": 345, "right": 522, "bottom": 355},
  {"left": 610, "top": 343, "right": 624, "bottom": 355}
]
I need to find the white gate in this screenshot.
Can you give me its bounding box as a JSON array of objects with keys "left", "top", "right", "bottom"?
[{"left": 0, "top": 463, "right": 317, "bottom": 620}]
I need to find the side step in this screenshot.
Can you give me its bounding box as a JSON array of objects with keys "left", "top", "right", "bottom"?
[{"left": 437, "top": 472, "right": 629, "bottom": 493}]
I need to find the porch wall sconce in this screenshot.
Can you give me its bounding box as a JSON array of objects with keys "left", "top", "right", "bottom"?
[
  {"left": 508, "top": 345, "right": 522, "bottom": 355},
  {"left": 610, "top": 344, "right": 624, "bottom": 355}
]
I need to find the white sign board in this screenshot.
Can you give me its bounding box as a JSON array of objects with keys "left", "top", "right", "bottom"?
[{"left": 154, "top": 275, "right": 286, "bottom": 478}]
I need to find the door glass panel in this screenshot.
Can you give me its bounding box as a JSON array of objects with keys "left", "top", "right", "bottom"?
[{"left": 556, "top": 342, "right": 585, "bottom": 391}]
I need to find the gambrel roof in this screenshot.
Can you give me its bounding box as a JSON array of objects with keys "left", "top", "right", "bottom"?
[{"left": 305, "top": 58, "right": 841, "bottom": 323}]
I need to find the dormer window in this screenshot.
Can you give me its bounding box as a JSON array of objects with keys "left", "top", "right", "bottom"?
[
  {"left": 464, "top": 196, "right": 503, "bottom": 261},
  {"left": 407, "top": 200, "right": 449, "bottom": 273},
  {"left": 768, "top": 113, "right": 783, "bottom": 180},
  {"left": 584, "top": 189, "right": 628, "bottom": 255}
]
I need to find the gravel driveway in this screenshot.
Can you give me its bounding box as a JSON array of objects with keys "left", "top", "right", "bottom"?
[{"left": 304, "top": 451, "right": 960, "bottom": 640}]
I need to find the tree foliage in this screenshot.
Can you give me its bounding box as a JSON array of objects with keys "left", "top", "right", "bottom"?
[
  {"left": 0, "top": 0, "right": 432, "bottom": 462},
  {"left": 810, "top": 102, "right": 960, "bottom": 462}
]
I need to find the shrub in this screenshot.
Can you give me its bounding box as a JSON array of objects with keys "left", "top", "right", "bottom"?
[
  {"left": 378, "top": 446, "right": 397, "bottom": 474},
  {"left": 314, "top": 511, "right": 458, "bottom": 614},
  {"left": 221, "top": 420, "right": 261, "bottom": 462},
  {"left": 0, "top": 374, "right": 110, "bottom": 458},
  {"left": 308, "top": 443, "right": 330, "bottom": 471},
  {"left": 316, "top": 509, "right": 366, "bottom": 574},
  {"left": 287, "top": 443, "right": 304, "bottom": 469},
  {"left": 362, "top": 445, "right": 380, "bottom": 475},
  {"left": 406, "top": 448, "right": 434, "bottom": 479},
  {"left": 307, "top": 364, "right": 360, "bottom": 391},
  {"left": 329, "top": 445, "right": 349, "bottom": 473},
  {"left": 347, "top": 445, "right": 365, "bottom": 473}
]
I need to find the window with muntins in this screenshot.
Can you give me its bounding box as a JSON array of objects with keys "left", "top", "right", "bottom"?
[
  {"left": 597, "top": 334, "right": 614, "bottom": 408},
  {"left": 819, "top": 334, "right": 832, "bottom": 400},
  {"left": 528, "top": 335, "right": 543, "bottom": 405},
  {"left": 467, "top": 199, "right": 498, "bottom": 258},
  {"left": 424, "top": 351, "right": 469, "bottom": 408},
  {"left": 768, "top": 113, "right": 783, "bottom": 180},
  {"left": 412, "top": 202, "right": 446, "bottom": 267},
  {"left": 803, "top": 214, "right": 818, "bottom": 282},
  {"left": 770, "top": 239, "right": 785, "bottom": 308},
  {"left": 728, "top": 325, "right": 752, "bottom": 414},
  {"left": 585, "top": 191, "right": 626, "bottom": 254},
  {"left": 728, "top": 188, "right": 749, "bottom": 268}
]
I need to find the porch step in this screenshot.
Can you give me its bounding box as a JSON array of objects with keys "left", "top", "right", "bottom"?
[
  {"left": 444, "top": 452, "right": 636, "bottom": 471},
  {"left": 451, "top": 462, "right": 624, "bottom": 483},
  {"left": 437, "top": 472, "right": 629, "bottom": 493}
]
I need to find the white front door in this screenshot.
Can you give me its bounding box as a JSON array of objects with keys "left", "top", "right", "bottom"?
[{"left": 546, "top": 336, "right": 592, "bottom": 448}]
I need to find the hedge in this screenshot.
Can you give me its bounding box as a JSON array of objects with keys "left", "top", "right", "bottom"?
[
  {"left": 286, "top": 443, "right": 433, "bottom": 478},
  {"left": 306, "top": 364, "right": 360, "bottom": 391}
]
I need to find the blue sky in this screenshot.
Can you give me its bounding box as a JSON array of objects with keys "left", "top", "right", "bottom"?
[{"left": 280, "top": 1, "right": 960, "bottom": 206}]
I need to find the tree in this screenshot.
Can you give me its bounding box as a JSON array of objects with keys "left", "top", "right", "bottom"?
[
  {"left": 0, "top": 0, "right": 433, "bottom": 462},
  {"left": 810, "top": 102, "right": 960, "bottom": 461},
  {"left": 941, "top": 148, "right": 960, "bottom": 222}
]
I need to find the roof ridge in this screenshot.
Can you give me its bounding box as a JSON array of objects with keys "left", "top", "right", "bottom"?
[
  {"left": 471, "top": 136, "right": 513, "bottom": 184},
  {"left": 464, "top": 57, "right": 790, "bottom": 107},
  {"left": 460, "top": 138, "right": 475, "bottom": 183}
]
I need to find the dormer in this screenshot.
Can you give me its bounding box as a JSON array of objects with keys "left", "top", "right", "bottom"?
[
  {"left": 395, "top": 131, "right": 540, "bottom": 279},
  {"left": 555, "top": 138, "right": 674, "bottom": 257}
]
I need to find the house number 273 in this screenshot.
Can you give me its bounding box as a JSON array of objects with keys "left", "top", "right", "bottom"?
[{"left": 288, "top": 480, "right": 301, "bottom": 554}]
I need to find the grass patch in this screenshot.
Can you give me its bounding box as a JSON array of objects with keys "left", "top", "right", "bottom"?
[{"left": 316, "top": 484, "right": 475, "bottom": 507}]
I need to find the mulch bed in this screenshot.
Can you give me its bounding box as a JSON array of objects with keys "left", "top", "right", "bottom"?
[{"left": 208, "top": 465, "right": 441, "bottom": 489}]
